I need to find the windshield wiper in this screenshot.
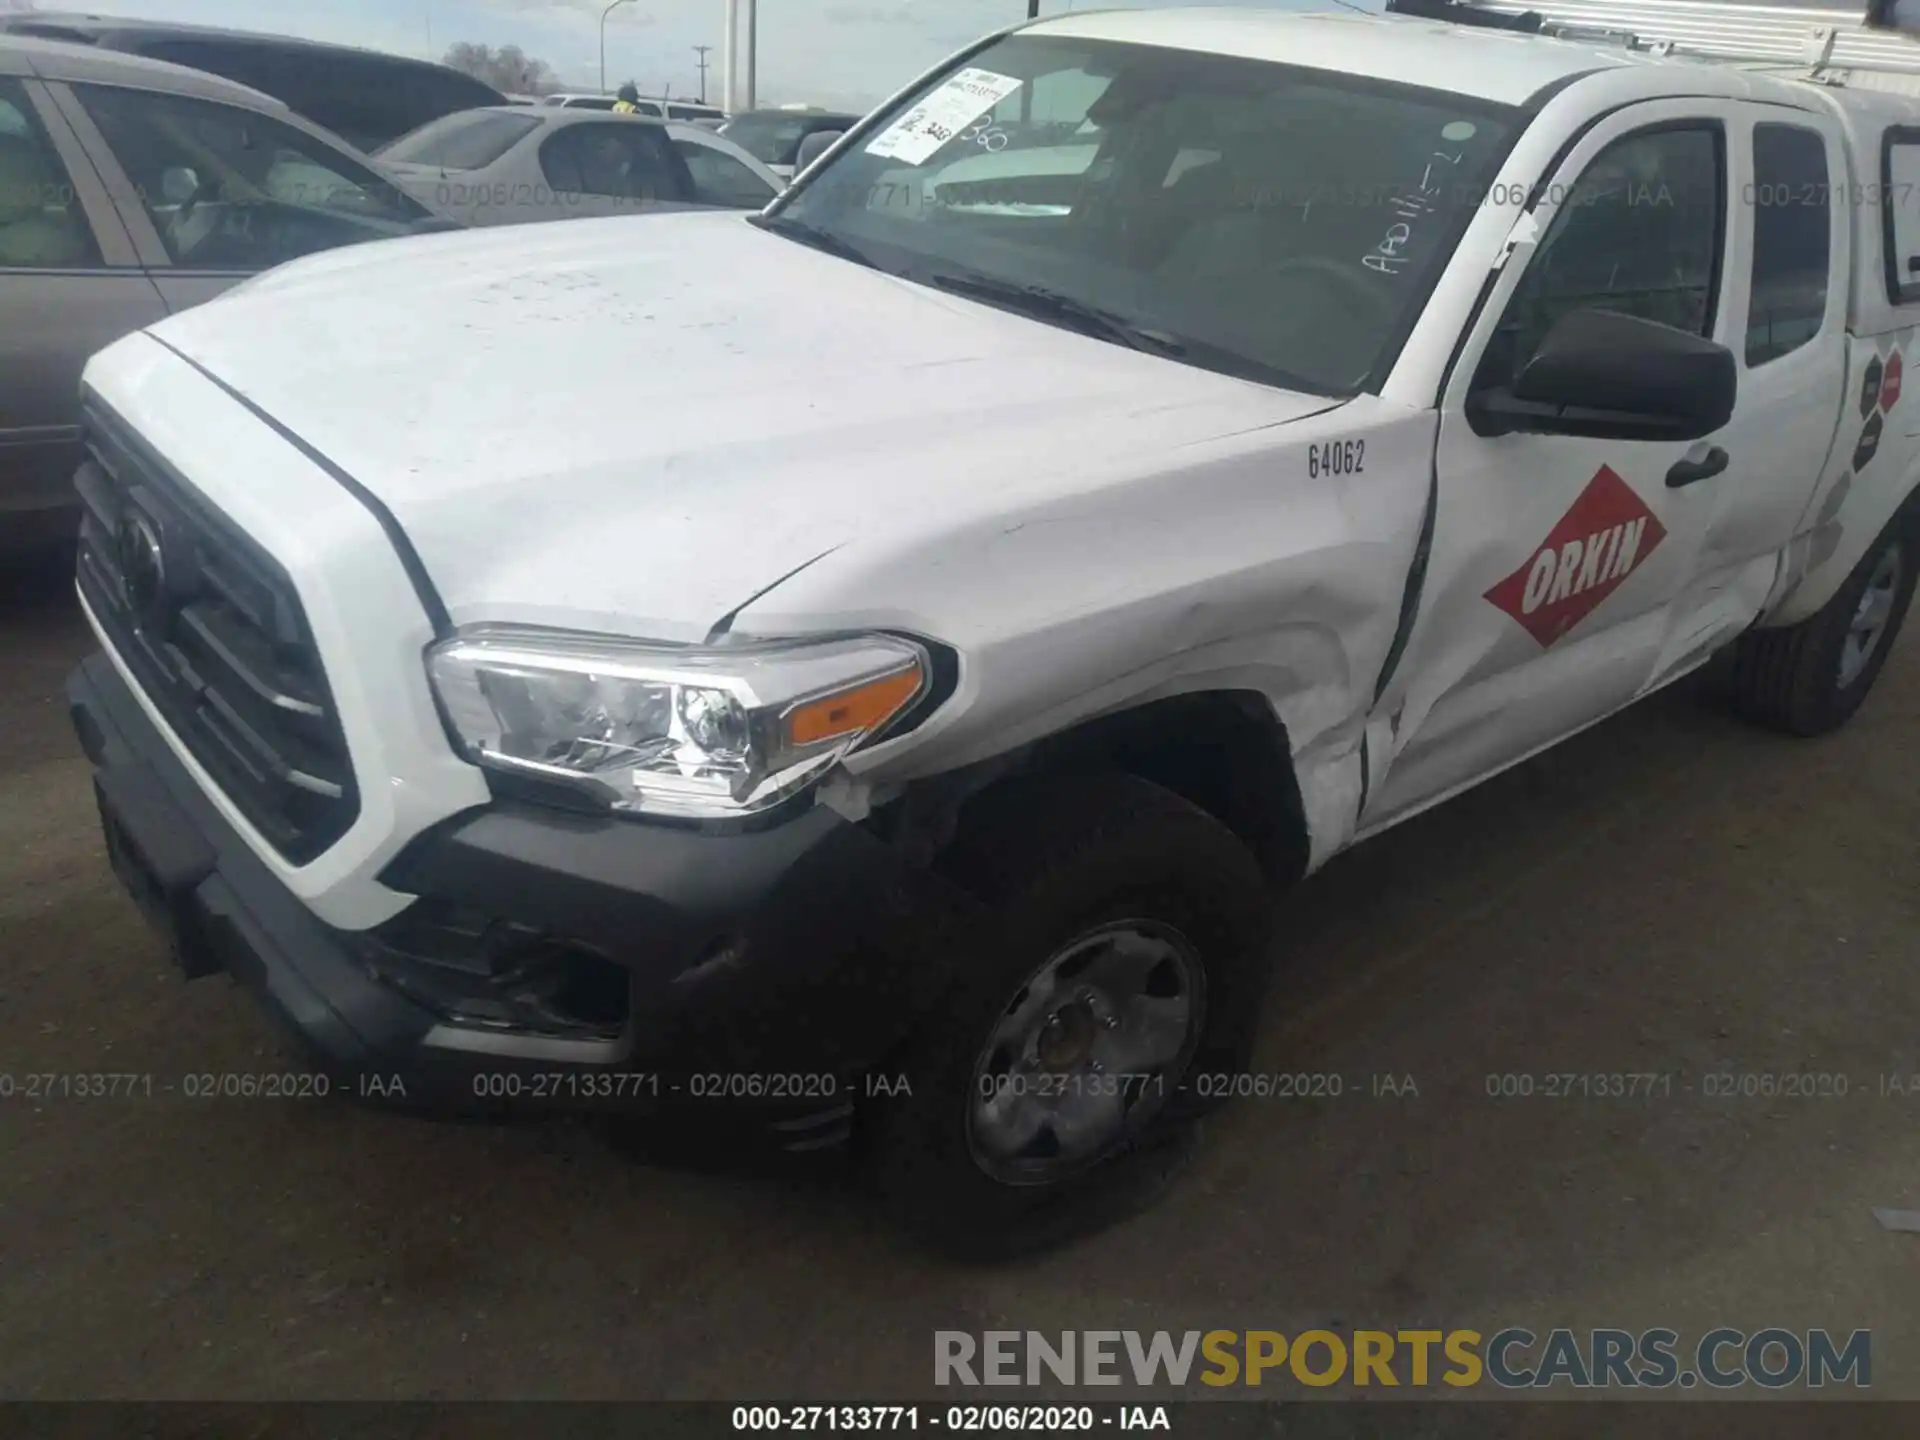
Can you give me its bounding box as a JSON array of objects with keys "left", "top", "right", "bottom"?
[
  {"left": 750, "top": 213, "right": 878, "bottom": 271},
  {"left": 924, "top": 271, "right": 1186, "bottom": 359}
]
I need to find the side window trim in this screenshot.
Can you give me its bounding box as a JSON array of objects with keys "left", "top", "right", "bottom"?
[
  {"left": 1881, "top": 124, "right": 1920, "bottom": 306},
  {"left": 4, "top": 77, "right": 141, "bottom": 269},
  {"left": 43, "top": 79, "right": 173, "bottom": 267}
]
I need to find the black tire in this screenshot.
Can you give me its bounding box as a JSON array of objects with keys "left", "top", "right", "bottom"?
[
  {"left": 1730, "top": 503, "right": 1918, "bottom": 736},
  {"left": 861, "top": 773, "right": 1273, "bottom": 1259}
]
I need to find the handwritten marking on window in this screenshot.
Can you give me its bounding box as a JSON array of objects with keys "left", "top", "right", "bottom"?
[{"left": 1363, "top": 147, "right": 1461, "bottom": 276}]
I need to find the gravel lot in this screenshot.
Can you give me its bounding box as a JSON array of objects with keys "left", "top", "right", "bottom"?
[{"left": 3, "top": 547, "right": 1917, "bottom": 1403}]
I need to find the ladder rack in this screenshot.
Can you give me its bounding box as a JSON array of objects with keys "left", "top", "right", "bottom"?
[{"left": 1387, "top": 0, "right": 1920, "bottom": 88}]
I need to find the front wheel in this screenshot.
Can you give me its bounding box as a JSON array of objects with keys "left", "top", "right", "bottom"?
[
  {"left": 861, "top": 774, "right": 1273, "bottom": 1258},
  {"left": 1731, "top": 504, "right": 1917, "bottom": 736}
]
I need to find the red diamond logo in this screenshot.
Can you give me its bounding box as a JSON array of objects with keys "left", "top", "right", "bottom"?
[
  {"left": 1485, "top": 464, "right": 1668, "bottom": 647},
  {"left": 1882, "top": 349, "right": 1903, "bottom": 412}
]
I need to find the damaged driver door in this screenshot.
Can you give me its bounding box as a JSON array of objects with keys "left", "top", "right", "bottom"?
[{"left": 1359, "top": 103, "right": 1741, "bottom": 834}]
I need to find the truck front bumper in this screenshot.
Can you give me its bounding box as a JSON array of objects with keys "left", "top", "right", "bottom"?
[{"left": 68, "top": 650, "right": 977, "bottom": 1148}]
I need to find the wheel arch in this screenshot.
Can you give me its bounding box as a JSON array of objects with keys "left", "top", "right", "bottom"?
[{"left": 867, "top": 688, "right": 1311, "bottom": 891}]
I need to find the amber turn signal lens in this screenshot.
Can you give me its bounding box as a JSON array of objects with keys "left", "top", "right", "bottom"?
[{"left": 784, "top": 664, "right": 924, "bottom": 747}]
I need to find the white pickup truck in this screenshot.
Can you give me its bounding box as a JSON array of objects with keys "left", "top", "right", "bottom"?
[{"left": 67, "top": 3, "right": 1920, "bottom": 1253}]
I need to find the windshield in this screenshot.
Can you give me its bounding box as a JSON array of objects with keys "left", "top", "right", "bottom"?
[
  {"left": 774, "top": 36, "right": 1518, "bottom": 395},
  {"left": 379, "top": 110, "right": 540, "bottom": 168}
]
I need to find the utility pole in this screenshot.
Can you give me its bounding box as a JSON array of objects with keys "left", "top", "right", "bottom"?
[
  {"left": 722, "top": 0, "right": 737, "bottom": 113},
  {"left": 745, "top": 0, "right": 758, "bottom": 110},
  {"left": 693, "top": 43, "right": 712, "bottom": 104},
  {"left": 1023, "top": 2, "right": 1039, "bottom": 120}
]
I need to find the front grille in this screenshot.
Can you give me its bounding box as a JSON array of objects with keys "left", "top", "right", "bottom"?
[{"left": 75, "top": 396, "right": 360, "bottom": 864}]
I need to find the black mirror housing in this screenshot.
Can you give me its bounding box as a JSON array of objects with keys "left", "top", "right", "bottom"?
[{"left": 1471, "top": 308, "right": 1737, "bottom": 442}]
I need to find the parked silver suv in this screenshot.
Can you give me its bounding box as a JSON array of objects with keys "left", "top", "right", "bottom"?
[{"left": 0, "top": 36, "right": 451, "bottom": 554}]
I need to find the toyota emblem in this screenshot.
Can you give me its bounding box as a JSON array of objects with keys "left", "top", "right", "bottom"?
[{"left": 117, "top": 508, "right": 167, "bottom": 617}]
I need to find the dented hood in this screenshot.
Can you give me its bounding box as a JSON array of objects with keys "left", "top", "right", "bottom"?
[{"left": 150, "top": 211, "right": 1335, "bottom": 640}]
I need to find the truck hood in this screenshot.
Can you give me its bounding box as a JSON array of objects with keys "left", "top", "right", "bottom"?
[{"left": 150, "top": 211, "right": 1339, "bottom": 641}]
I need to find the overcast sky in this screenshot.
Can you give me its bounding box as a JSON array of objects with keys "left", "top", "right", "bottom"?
[{"left": 19, "top": 0, "right": 1381, "bottom": 111}]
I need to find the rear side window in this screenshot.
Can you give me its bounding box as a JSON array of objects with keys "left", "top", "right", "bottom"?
[
  {"left": 0, "top": 79, "right": 101, "bottom": 268},
  {"left": 1746, "top": 124, "right": 1830, "bottom": 365},
  {"left": 539, "top": 123, "right": 682, "bottom": 201},
  {"left": 381, "top": 112, "right": 539, "bottom": 170},
  {"left": 1883, "top": 129, "right": 1920, "bottom": 305},
  {"left": 673, "top": 139, "right": 778, "bottom": 207}
]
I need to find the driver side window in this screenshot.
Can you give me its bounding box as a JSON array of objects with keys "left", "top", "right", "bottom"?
[
  {"left": 1476, "top": 124, "right": 1724, "bottom": 392},
  {"left": 72, "top": 82, "right": 428, "bottom": 270}
]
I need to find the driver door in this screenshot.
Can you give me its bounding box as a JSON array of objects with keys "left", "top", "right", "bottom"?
[{"left": 1360, "top": 102, "right": 1743, "bottom": 835}]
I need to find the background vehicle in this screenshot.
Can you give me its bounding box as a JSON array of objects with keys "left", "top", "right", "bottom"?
[
  {"left": 378, "top": 106, "right": 781, "bottom": 225},
  {"left": 541, "top": 93, "right": 721, "bottom": 123},
  {"left": 62, "top": 5, "right": 1920, "bottom": 1256},
  {"left": 0, "top": 12, "right": 505, "bottom": 151},
  {"left": 541, "top": 91, "right": 621, "bottom": 112},
  {"left": 720, "top": 106, "right": 862, "bottom": 180},
  {"left": 0, "top": 36, "right": 452, "bottom": 555},
  {"left": 664, "top": 100, "right": 726, "bottom": 124}
]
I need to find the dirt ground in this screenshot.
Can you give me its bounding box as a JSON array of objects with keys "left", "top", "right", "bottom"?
[{"left": 2, "top": 546, "right": 1917, "bottom": 1404}]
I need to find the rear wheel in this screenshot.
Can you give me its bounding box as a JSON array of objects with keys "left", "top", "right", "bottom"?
[
  {"left": 862, "top": 774, "right": 1273, "bottom": 1258},
  {"left": 1731, "top": 505, "right": 1917, "bottom": 736}
]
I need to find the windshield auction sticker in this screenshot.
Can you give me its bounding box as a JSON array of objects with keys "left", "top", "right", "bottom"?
[{"left": 865, "top": 68, "right": 1025, "bottom": 166}]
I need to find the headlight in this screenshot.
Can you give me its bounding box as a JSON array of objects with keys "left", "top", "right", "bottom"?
[{"left": 427, "top": 627, "right": 931, "bottom": 819}]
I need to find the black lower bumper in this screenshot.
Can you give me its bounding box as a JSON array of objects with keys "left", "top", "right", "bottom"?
[{"left": 68, "top": 651, "right": 978, "bottom": 1145}]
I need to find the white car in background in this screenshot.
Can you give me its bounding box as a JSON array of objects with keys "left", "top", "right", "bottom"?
[
  {"left": 376, "top": 105, "right": 781, "bottom": 226},
  {"left": 541, "top": 91, "right": 725, "bottom": 124}
]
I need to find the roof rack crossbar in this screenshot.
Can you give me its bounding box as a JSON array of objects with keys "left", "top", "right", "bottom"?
[{"left": 1454, "top": 0, "right": 1920, "bottom": 79}]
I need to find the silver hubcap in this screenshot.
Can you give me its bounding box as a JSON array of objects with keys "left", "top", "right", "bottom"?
[
  {"left": 966, "top": 920, "right": 1202, "bottom": 1185},
  {"left": 1839, "top": 542, "right": 1904, "bottom": 688}
]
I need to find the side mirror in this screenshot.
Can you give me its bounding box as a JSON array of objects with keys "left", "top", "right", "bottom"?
[
  {"left": 794, "top": 129, "right": 846, "bottom": 174},
  {"left": 1471, "top": 308, "right": 1737, "bottom": 442},
  {"left": 160, "top": 166, "right": 200, "bottom": 206}
]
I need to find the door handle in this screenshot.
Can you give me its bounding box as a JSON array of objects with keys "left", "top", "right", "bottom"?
[{"left": 1666, "top": 446, "right": 1729, "bottom": 488}]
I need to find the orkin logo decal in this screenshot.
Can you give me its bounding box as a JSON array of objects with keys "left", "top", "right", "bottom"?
[
  {"left": 1860, "top": 355, "right": 1884, "bottom": 418},
  {"left": 1853, "top": 343, "right": 1902, "bottom": 471},
  {"left": 1484, "top": 464, "right": 1667, "bottom": 647}
]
